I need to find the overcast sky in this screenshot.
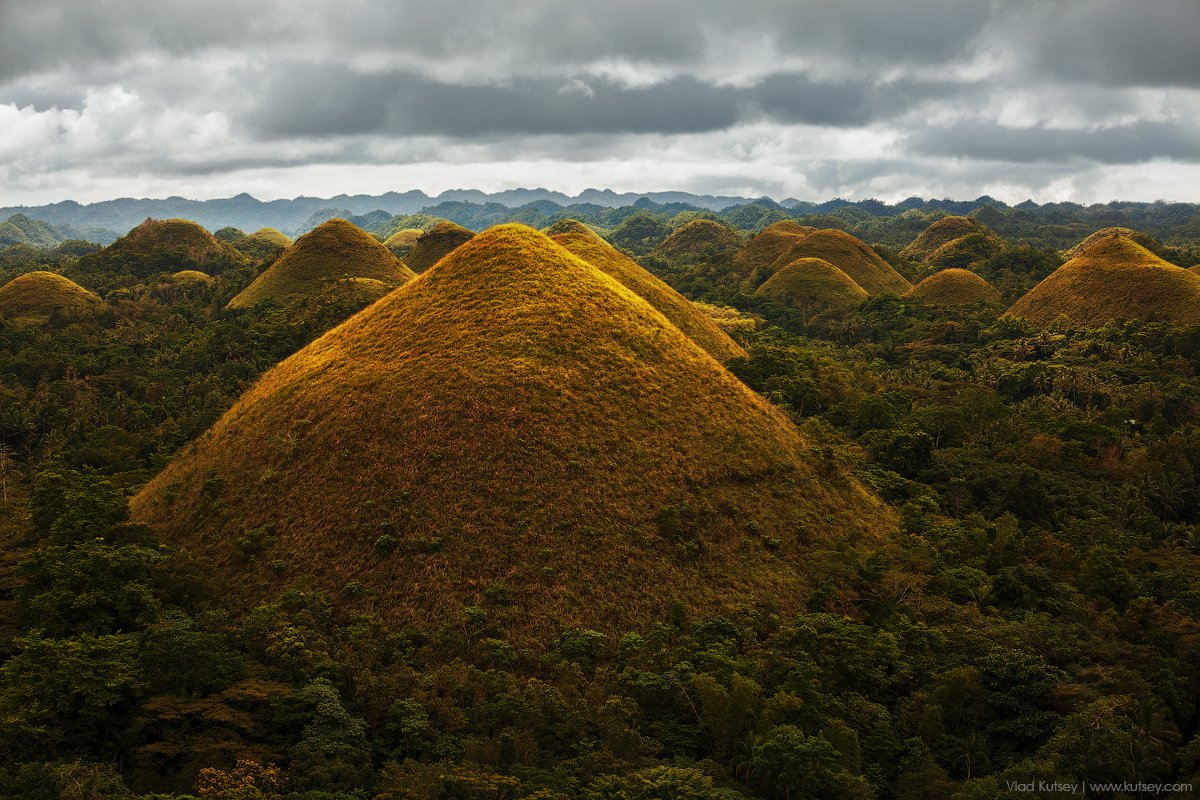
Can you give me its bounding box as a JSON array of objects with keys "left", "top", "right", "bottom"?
[{"left": 2, "top": 0, "right": 1199, "bottom": 205}]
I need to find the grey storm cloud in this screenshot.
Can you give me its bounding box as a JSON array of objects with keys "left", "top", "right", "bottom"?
[
  {"left": 909, "top": 121, "right": 1200, "bottom": 165},
  {"left": 1, "top": 0, "right": 1199, "bottom": 203}
]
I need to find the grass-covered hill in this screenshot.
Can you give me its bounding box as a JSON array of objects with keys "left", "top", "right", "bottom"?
[
  {"left": 382, "top": 228, "right": 424, "bottom": 258},
  {"left": 131, "top": 224, "right": 893, "bottom": 639},
  {"left": 730, "top": 220, "right": 814, "bottom": 279},
  {"left": 165, "top": 269, "right": 212, "bottom": 285},
  {"left": 66, "top": 218, "right": 250, "bottom": 290},
  {"left": 760, "top": 229, "right": 911, "bottom": 296},
  {"left": 900, "top": 215, "right": 990, "bottom": 262},
  {"left": 547, "top": 219, "right": 746, "bottom": 362},
  {"left": 400, "top": 220, "right": 474, "bottom": 273},
  {"left": 923, "top": 229, "right": 1006, "bottom": 273},
  {"left": 231, "top": 227, "right": 292, "bottom": 261},
  {"left": 755, "top": 256, "right": 868, "bottom": 316},
  {"left": 226, "top": 218, "right": 414, "bottom": 310},
  {"left": 0, "top": 270, "right": 105, "bottom": 322},
  {"left": 904, "top": 268, "right": 1002, "bottom": 306},
  {"left": 1007, "top": 233, "right": 1200, "bottom": 327},
  {"left": 652, "top": 218, "right": 745, "bottom": 264},
  {"left": 1066, "top": 226, "right": 1163, "bottom": 258}
]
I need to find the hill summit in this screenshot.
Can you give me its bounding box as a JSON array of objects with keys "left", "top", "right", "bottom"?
[
  {"left": 132, "top": 224, "right": 893, "bottom": 638},
  {"left": 401, "top": 220, "right": 474, "bottom": 273},
  {"left": 547, "top": 219, "right": 746, "bottom": 362},
  {"left": 756, "top": 257, "right": 868, "bottom": 316},
  {"left": 82, "top": 218, "right": 248, "bottom": 279},
  {"left": 0, "top": 271, "right": 105, "bottom": 321},
  {"left": 653, "top": 218, "right": 744, "bottom": 264},
  {"left": 901, "top": 216, "right": 987, "bottom": 263},
  {"left": 761, "top": 229, "right": 911, "bottom": 295},
  {"left": 1007, "top": 234, "right": 1200, "bottom": 327},
  {"left": 226, "top": 218, "right": 414, "bottom": 309},
  {"left": 905, "top": 268, "right": 1001, "bottom": 306}
]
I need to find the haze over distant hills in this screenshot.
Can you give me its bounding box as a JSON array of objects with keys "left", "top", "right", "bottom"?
[{"left": 6, "top": 190, "right": 1200, "bottom": 247}]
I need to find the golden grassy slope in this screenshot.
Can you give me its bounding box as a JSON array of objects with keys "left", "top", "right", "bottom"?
[
  {"left": 905, "top": 268, "right": 1002, "bottom": 306},
  {"left": 762, "top": 229, "right": 911, "bottom": 295},
  {"left": 653, "top": 218, "right": 745, "bottom": 264},
  {"left": 0, "top": 271, "right": 104, "bottom": 321},
  {"left": 1007, "top": 235, "right": 1200, "bottom": 327},
  {"left": 1067, "top": 227, "right": 1162, "bottom": 258},
  {"left": 131, "top": 224, "right": 894, "bottom": 639},
  {"left": 227, "top": 219, "right": 414, "bottom": 309},
  {"left": 1190, "top": 264, "right": 1200, "bottom": 276},
  {"left": 901, "top": 216, "right": 988, "bottom": 262},
  {"left": 763, "top": 220, "right": 816, "bottom": 236},
  {"left": 549, "top": 221, "right": 746, "bottom": 362},
  {"left": 233, "top": 228, "right": 292, "bottom": 261},
  {"left": 756, "top": 257, "right": 868, "bottom": 316},
  {"left": 402, "top": 221, "right": 474, "bottom": 273}
]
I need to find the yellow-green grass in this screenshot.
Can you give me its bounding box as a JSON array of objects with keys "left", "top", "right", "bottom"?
[
  {"left": 924, "top": 231, "right": 1005, "bottom": 271},
  {"left": 1190, "top": 264, "right": 1200, "bottom": 276},
  {"left": 0, "top": 270, "right": 105, "bottom": 321},
  {"left": 905, "top": 268, "right": 1001, "bottom": 306},
  {"left": 731, "top": 227, "right": 810, "bottom": 280},
  {"left": 901, "top": 216, "right": 989, "bottom": 263},
  {"left": 383, "top": 228, "right": 424, "bottom": 259},
  {"left": 1007, "top": 235, "right": 1200, "bottom": 327},
  {"left": 653, "top": 218, "right": 745, "bottom": 263},
  {"left": 762, "top": 219, "right": 816, "bottom": 236},
  {"left": 756, "top": 257, "right": 869, "bottom": 316},
  {"left": 233, "top": 228, "right": 292, "bottom": 260},
  {"left": 549, "top": 221, "right": 747, "bottom": 362},
  {"left": 107, "top": 218, "right": 246, "bottom": 268},
  {"left": 1067, "top": 227, "right": 1162, "bottom": 258},
  {"left": 227, "top": 219, "right": 414, "bottom": 310},
  {"left": 761, "top": 229, "right": 911, "bottom": 295},
  {"left": 131, "top": 224, "right": 894, "bottom": 640},
  {"left": 166, "top": 270, "right": 213, "bottom": 285},
  {"left": 401, "top": 221, "right": 474, "bottom": 273},
  {"left": 693, "top": 302, "right": 762, "bottom": 332}
]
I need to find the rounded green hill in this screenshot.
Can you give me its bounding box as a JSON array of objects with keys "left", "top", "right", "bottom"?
[
  {"left": 233, "top": 228, "right": 292, "bottom": 260},
  {"left": 905, "top": 268, "right": 1001, "bottom": 306},
  {"left": 79, "top": 218, "right": 249, "bottom": 279},
  {"left": 731, "top": 223, "right": 812, "bottom": 279},
  {"left": 131, "top": 224, "right": 894, "bottom": 639},
  {"left": 1007, "top": 234, "right": 1200, "bottom": 327},
  {"left": 226, "top": 218, "right": 414, "bottom": 310},
  {"left": 925, "top": 231, "right": 1005, "bottom": 271},
  {"left": 756, "top": 257, "right": 868, "bottom": 316},
  {"left": 0, "top": 270, "right": 105, "bottom": 321},
  {"left": 383, "top": 228, "right": 424, "bottom": 258},
  {"left": 653, "top": 218, "right": 744, "bottom": 264},
  {"left": 548, "top": 220, "right": 747, "bottom": 362},
  {"left": 762, "top": 229, "right": 911, "bottom": 295},
  {"left": 902, "top": 216, "right": 988, "bottom": 263},
  {"left": 401, "top": 221, "right": 474, "bottom": 273}
]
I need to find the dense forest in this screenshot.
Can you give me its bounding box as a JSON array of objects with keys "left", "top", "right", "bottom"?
[{"left": 1, "top": 202, "right": 1199, "bottom": 800}]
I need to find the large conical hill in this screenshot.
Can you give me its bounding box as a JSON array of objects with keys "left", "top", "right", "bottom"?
[
  {"left": 131, "top": 224, "right": 893, "bottom": 638},
  {"left": 905, "top": 269, "right": 1001, "bottom": 306},
  {"left": 548, "top": 220, "right": 746, "bottom": 362},
  {"left": 653, "top": 219, "right": 744, "bottom": 264},
  {"left": 0, "top": 271, "right": 105, "bottom": 321},
  {"left": 762, "top": 229, "right": 911, "bottom": 295},
  {"left": 226, "top": 219, "right": 414, "bottom": 309},
  {"left": 401, "top": 220, "right": 474, "bottom": 273},
  {"left": 755, "top": 257, "right": 868, "bottom": 316},
  {"left": 1007, "top": 235, "right": 1200, "bottom": 327}
]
